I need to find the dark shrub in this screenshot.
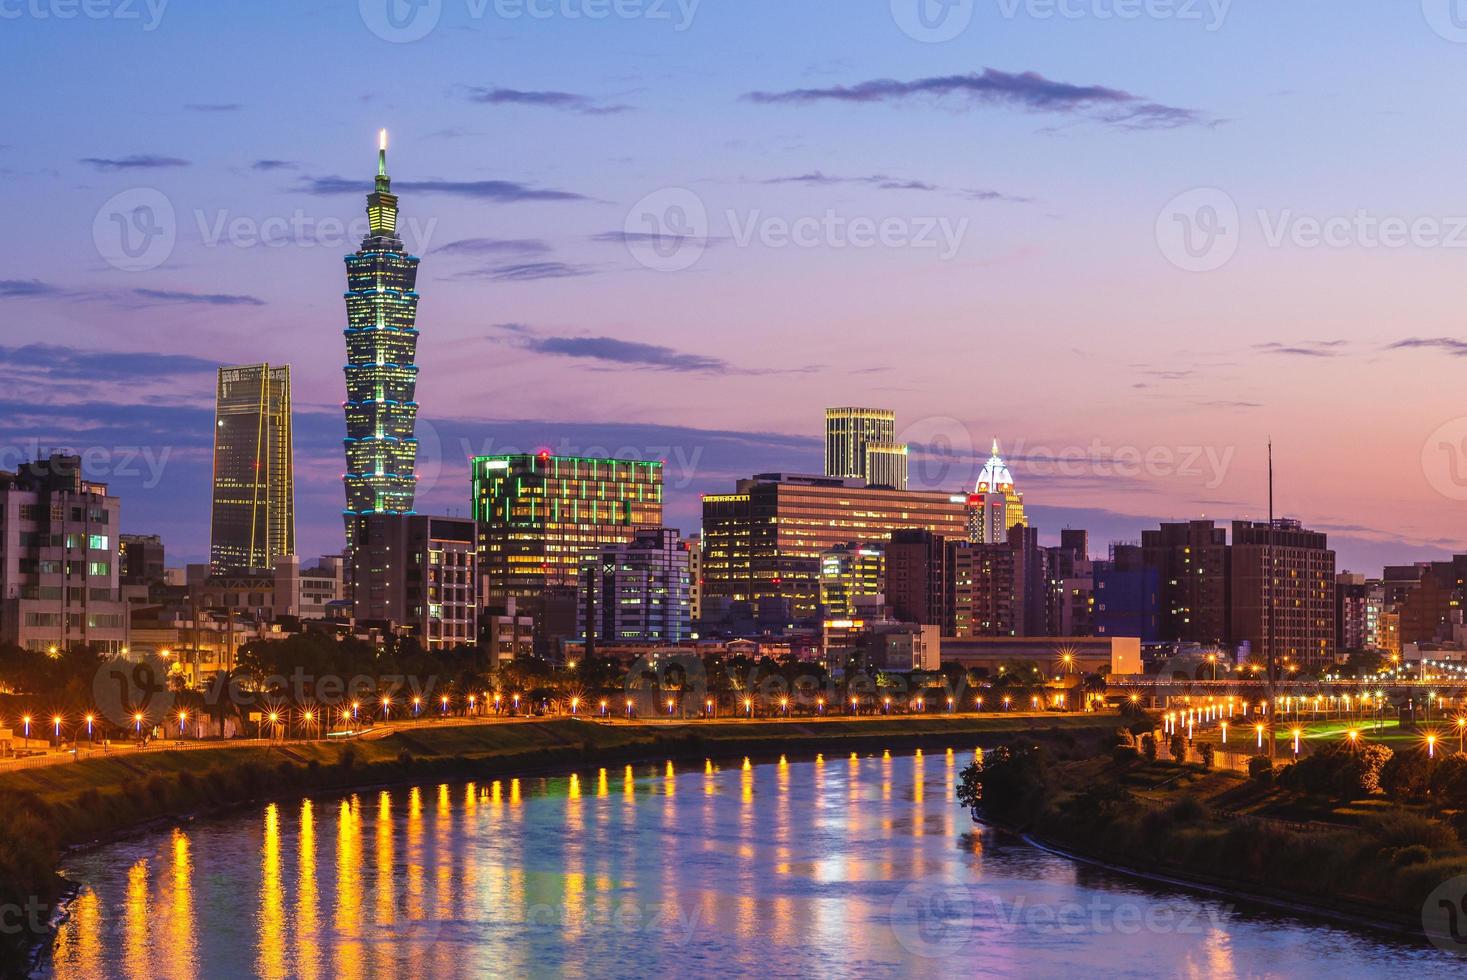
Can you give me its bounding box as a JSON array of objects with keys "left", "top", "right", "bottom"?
[
  {"left": 1112, "top": 745, "right": 1139, "bottom": 766},
  {"left": 1365, "top": 811, "right": 1456, "bottom": 851},
  {"left": 1199, "top": 743, "right": 1216, "bottom": 769},
  {"left": 1280, "top": 742, "right": 1392, "bottom": 800},
  {"left": 1141, "top": 733, "right": 1158, "bottom": 761},
  {"left": 1170, "top": 734, "right": 1188, "bottom": 763},
  {"left": 1380, "top": 750, "right": 1432, "bottom": 801},
  {"left": 1429, "top": 752, "right": 1467, "bottom": 803},
  {"left": 1248, "top": 756, "right": 1274, "bottom": 782},
  {"left": 1063, "top": 780, "right": 1135, "bottom": 824},
  {"left": 1167, "top": 795, "right": 1206, "bottom": 825}
]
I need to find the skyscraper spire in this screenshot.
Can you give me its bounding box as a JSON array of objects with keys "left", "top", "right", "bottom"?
[{"left": 367, "top": 128, "right": 398, "bottom": 237}]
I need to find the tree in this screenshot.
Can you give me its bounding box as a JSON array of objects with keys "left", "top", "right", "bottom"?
[{"left": 955, "top": 742, "right": 1053, "bottom": 820}]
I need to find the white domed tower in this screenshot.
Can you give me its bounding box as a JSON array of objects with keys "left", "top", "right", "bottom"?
[{"left": 966, "top": 439, "right": 1027, "bottom": 543}]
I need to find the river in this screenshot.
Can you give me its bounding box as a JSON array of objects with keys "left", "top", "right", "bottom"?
[{"left": 37, "top": 750, "right": 1464, "bottom": 978}]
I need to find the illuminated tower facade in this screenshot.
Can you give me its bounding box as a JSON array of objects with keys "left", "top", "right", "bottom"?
[
  {"left": 966, "top": 439, "right": 1026, "bottom": 544},
  {"left": 342, "top": 130, "right": 421, "bottom": 547},
  {"left": 824, "top": 407, "right": 909, "bottom": 490},
  {"left": 210, "top": 364, "right": 295, "bottom": 572}
]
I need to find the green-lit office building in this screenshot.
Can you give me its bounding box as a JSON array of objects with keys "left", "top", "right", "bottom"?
[{"left": 472, "top": 454, "right": 664, "bottom": 602}]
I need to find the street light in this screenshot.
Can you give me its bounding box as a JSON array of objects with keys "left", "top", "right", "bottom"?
[
  {"left": 413, "top": 696, "right": 422, "bottom": 717},
  {"left": 1292, "top": 727, "right": 1301, "bottom": 756},
  {"left": 1428, "top": 734, "right": 1438, "bottom": 759},
  {"left": 53, "top": 714, "right": 62, "bottom": 742},
  {"left": 21, "top": 715, "right": 30, "bottom": 748},
  {"left": 1457, "top": 717, "right": 1466, "bottom": 753},
  {"left": 744, "top": 698, "right": 752, "bottom": 718}
]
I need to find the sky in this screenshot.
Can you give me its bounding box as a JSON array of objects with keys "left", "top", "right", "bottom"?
[{"left": 4, "top": 0, "right": 1467, "bottom": 571}]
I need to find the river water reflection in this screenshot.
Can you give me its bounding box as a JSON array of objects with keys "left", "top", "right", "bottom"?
[{"left": 39, "top": 750, "right": 1464, "bottom": 978}]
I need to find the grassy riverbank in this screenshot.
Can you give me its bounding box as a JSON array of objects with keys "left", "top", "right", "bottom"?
[
  {"left": 965, "top": 744, "right": 1467, "bottom": 932},
  {"left": 0, "top": 712, "right": 1117, "bottom": 970}
]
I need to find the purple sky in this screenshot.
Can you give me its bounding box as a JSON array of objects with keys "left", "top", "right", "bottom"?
[{"left": 4, "top": 1, "right": 1467, "bottom": 571}]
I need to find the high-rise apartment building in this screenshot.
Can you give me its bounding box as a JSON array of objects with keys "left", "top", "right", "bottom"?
[
  {"left": 1335, "top": 572, "right": 1372, "bottom": 653},
  {"left": 966, "top": 440, "right": 1027, "bottom": 544},
  {"left": 579, "top": 527, "right": 692, "bottom": 645},
  {"left": 885, "top": 529, "right": 950, "bottom": 628},
  {"left": 701, "top": 473, "right": 968, "bottom": 621},
  {"left": 949, "top": 539, "right": 1018, "bottom": 637},
  {"left": 210, "top": 364, "right": 294, "bottom": 573},
  {"left": 473, "top": 454, "right": 664, "bottom": 603},
  {"left": 1141, "top": 520, "right": 1231, "bottom": 646},
  {"left": 824, "top": 408, "right": 909, "bottom": 490},
  {"left": 342, "top": 131, "right": 421, "bottom": 546},
  {"left": 1229, "top": 519, "right": 1336, "bottom": 668},
  {"left": 1398, "top": 556, "right": 1467, "bottom": 646},
  {"left": 1093, "top": 544, "right": 1160, "bottom": 642},
  {"left": 350, "top": 513, "right": 478, "bottom": 649},
  {"left": 687, "top": 533, "right": 703, "bottom": 624},
  {"left": 120, "top": 533, "right": 165, "bottom": 586},
  {"left": 0, "top": 455, "right": 128, "bottom": 653},
  {"left": 818, "top": 542, "right": 886, "bottom": 618}
]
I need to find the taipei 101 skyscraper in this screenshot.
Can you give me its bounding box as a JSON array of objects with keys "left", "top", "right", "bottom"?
[{"left": 341, "top": 130, "right": 421, "bottom": 547}]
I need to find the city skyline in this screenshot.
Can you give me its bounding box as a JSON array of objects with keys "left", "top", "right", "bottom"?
[{"left": 5, "top": 2, "right": 1467, "bottom": 572}]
